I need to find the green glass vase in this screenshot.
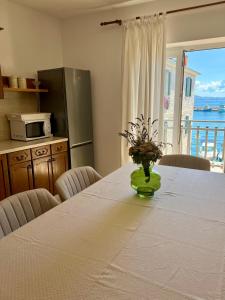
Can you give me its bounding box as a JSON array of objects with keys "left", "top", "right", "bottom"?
[{"left": 130, "top": 166, "right": 161, "bottom": 198}]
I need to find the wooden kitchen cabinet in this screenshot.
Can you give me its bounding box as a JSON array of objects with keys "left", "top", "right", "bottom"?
[
  {"left": 0, "top": 66, "right": 4, "bottom": 99},
  {"left": 32, "top": 142, "right": 68, "bottom": 194},
  {"left": 31, "top": 144, "right": 54, "bottom": 193},
  {"left": 31, "top": 145, "right": 51, "bottom": 160},
  {"left": 8, "top": 149, "right": 31, "bottom": 165},
  {"left": 3, "top": 140, "right": 68, "bottom": 198},
  {"left": 51, "top": 142, "right": 68, "bottom": 155},
  {"left": 0, "top": 154, "right": 10, "bottom": 201},
  {"left": 9, "top": 161, "right": 33, "bottom": 194},
  {"left": 33, "top": 156, "right": 53, "bottom": 193},
  {"left": 33, "top": 152, "right": 68, "bottom": 195},
  {"left": 8, "top": 149, "right": 33, "bottom": 195},
  {"left": 52, "top": 152, "right": 68, "bottom": 194}
]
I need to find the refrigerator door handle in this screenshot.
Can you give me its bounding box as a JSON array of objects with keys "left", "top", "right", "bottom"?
[{"left": 71, "top": 140, "right": 92, "bottom": 148}]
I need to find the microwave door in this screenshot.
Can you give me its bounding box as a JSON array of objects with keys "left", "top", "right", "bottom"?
[{"left": 26, "top": 122, "right": 45, "bottom": 138}]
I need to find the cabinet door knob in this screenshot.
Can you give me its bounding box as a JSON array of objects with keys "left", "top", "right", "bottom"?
[{"left": 47, "top": 158, "right": 56, "bottom": 163}]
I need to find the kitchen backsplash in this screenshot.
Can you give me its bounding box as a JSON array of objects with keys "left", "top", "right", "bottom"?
[{"left": 0, "top": 92, "right": 38, "bottom": 140}]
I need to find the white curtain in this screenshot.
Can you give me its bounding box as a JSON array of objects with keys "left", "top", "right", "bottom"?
[{"left": 121, "top": 14, "right": 166, "bottom": 164}]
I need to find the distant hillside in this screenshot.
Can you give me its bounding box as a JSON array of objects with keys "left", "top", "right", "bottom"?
[{"left": 195, "top": 95, "right": 225, "bottom": 101}]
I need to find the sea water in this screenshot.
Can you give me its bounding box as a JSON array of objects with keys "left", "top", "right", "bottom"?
[{"left": 191, "top": 97, "right": 225, "bottom": 158}]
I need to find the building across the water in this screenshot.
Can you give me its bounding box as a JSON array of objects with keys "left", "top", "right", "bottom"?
[{"left": 164, "top": 58, "right": 200, "bottom": 121}]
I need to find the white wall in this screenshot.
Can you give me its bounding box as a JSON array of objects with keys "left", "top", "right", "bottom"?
[
  {"left": 0, "top": 0, "right": 63, "bottom": 140},
  {"left": 62, "top": 0, "right": 225, "bottom": 175},
  {"left": 1, "top": 0, "right": 225, "bottom": 174}
]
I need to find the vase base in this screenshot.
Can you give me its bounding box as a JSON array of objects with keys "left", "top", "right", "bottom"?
[
  {"left": 131, "top": 167, "right": 161, "bottom": 199},
  {"left": 136, "top": 188, "right": 154, "bottom": 198},
  {"left": 131, "top": 185, "right": 155, "bottom": 198}
]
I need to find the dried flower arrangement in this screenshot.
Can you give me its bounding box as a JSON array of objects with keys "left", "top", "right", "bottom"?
[{"left": 119, "top": 115, "right": 165, "bottom": 182}]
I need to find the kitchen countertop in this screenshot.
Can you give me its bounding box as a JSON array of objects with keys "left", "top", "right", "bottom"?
[{"left": 0, "top": 137, "right": 68, "bottom": 155}]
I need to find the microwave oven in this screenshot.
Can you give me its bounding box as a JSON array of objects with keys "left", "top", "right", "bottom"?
[{"left": 7, "top": 113, "right": 52, "bottom": 141}]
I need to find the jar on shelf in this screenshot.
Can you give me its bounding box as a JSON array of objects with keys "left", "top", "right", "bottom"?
[
  {"left": 9, "top": 76, "right": 18, "bottom": 88},
  {"left": 18, "top": 77, "right": 27, "bottom": 89}
]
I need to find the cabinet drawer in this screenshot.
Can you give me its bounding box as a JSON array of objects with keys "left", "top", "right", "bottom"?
[
  {"left": 51, "top": 142, "right": 68, "bottom": 155},
  {"left": 32, "top": 145, "right": 51, "bottom": 160},
  {"left": 8, "top": 149, "right": 31, "bottom": 165}
]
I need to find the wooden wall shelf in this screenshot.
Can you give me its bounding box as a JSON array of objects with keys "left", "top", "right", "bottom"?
[{"left": 4, "top": 87, "right": 48, "bottom": 93}]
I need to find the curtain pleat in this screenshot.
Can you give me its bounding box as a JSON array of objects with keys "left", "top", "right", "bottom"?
[{"left": 121, "top": 15, "right": 166, "bottom": 164}]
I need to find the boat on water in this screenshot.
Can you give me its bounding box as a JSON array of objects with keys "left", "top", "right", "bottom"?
[
  {"left": 194, "top": 105, "right": 225, "bottom": 112},
  {"left": 219, "top": 105, "right": 225, "bottom": 112},
  {"left": 203, "top": 105, "right": 212, "bottom": 112},
  {"left": 194, "top": 105, "right": 212, "bottom": 112}
]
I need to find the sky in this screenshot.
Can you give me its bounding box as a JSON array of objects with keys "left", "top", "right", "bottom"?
[{"left": 187, "top": 48, "right": 225, "bottom": 98}]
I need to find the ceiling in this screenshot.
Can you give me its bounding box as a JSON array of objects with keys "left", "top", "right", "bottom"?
[{"left": 11, "top": 0, "right": 156, "bottom": 19}]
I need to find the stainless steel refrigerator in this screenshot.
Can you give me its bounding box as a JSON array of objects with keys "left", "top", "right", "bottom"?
[{"left": 38, "top": 67, "right": 94, "bottom": 168}]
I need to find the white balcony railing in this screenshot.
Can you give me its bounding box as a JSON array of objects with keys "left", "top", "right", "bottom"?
[{"left": 163, "top": 119, "right": 225, "bottom": 171}]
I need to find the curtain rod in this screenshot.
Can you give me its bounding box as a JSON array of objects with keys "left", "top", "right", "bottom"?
[{"left": 100, "top": 0, "right": 225, "bottom": 26}]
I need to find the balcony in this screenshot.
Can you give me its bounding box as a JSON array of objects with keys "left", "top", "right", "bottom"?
[{"left": 163, "top": 119, "right": 225, "bottom": 172}]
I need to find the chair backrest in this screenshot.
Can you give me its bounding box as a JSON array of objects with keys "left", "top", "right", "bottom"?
[
  {"left": 0, "top": 188, "right": 59, "bottom": 239},
  {"left": 159, "top": 154, "right": 210, "bottom": 171},
  {"left": 55, "top": 166, "right": 102, "bottom": 201}
]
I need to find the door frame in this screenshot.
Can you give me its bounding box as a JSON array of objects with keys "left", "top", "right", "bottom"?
[
  {"left": 166, "top": 48, "right": 185, "bottom": 153},
  {"left": 166, "top": 40, "right": 225, "bottom": 154}
]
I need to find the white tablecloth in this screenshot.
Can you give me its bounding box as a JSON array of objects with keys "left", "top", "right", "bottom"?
[{"left": 1, "top": 164, "right": 225, "bottom": 300}]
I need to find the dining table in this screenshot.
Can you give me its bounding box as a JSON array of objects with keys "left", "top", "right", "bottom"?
[{"left": 1, "top": 163, "right": 225, "bottom": 300}]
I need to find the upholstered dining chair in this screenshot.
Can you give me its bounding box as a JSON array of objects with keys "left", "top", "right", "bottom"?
[
  {"left": 0, "top": 188, "right": 59, "bottom": 239},
  {"left": 159, "top": 154, "right": 210, "bottom": 171},
  {"left": 55, "top": 166, "right": 102, "bottom": 201}
]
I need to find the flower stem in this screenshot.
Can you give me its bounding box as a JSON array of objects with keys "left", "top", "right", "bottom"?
[{"left": 143, "top": 162, "right": 150, "bottom": 183}]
